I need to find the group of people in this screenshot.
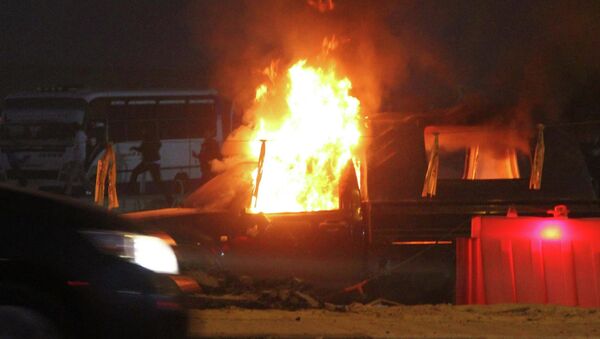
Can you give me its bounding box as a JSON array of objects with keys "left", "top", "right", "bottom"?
[
  {"left": 126, "top": 128, "right": 220, "bottom": 205},
  {"left": 62, "top": 124, "right": 220, "bottom": 206},
  {"left": 1, "top": 119, "right": 221, "bottom": 205}
]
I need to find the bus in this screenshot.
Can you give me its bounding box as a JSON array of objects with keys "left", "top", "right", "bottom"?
[{"left": 0, "top": 88, "right": 237, "bottom": 203}]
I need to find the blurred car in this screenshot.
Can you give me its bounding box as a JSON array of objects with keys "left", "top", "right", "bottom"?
[
  {"left": 124, "top": 207, "right": 367, "bottom": 289},
  {"left": 0, "top": 185, "right": 188, "bottom": 338},
  {"left": 124, "top": 208, "right": 275, "bottom": 270}
]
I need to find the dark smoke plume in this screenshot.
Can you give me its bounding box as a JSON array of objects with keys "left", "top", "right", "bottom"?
[{"left": 187, "top": 0, "right": 599, "bottom": 128}]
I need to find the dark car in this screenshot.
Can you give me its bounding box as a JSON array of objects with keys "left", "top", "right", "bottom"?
[
  {"left": 124, "top": 208, "right": 367, "bottom": 289},
  {"left": 0, "top": 185, "right": 188, "bottom": 338}
]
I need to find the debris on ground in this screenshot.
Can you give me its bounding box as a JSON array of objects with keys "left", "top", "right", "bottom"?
[
  {"left": 183, "top": 269, "right": 360, "bottom": 310},
  {"left": 183, "top": 268, "right": 431, "bottom": 312}
]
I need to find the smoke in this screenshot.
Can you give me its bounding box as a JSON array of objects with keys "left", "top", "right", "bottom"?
[
  {"left": 184, "top": 162, "right": 255, "bottom": 212},
  {"left": 186, "top": 0, "right": 599, "bottom": 129},
  {"left": 185, "top": 0, "right": 408, "bottom": 115},
  {"left": 433, "top": 0, "right": 599, "bottom": 127}
]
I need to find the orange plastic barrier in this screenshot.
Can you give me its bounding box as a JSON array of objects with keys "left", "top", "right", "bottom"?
[{"left": 456, "top": 215, "right": 600, "bottom": 307}]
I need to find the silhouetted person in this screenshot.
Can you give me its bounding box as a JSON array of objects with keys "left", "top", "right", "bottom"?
[
  {"left": 64, "top": 123, "right": 89, "bottom": 195},
  {"left": 85, "top": 122, "right": 104, "bottom": 167},
  {"left": 193, "top": 130, "right": 221, "bottom": 182},
  {"left": 129, "top": 129, "right": 172, "bottom": 205}
]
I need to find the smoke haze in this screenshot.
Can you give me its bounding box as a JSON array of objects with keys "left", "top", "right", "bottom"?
[{"left": 187, "top": 0, "right": 600, "bottom": 127}]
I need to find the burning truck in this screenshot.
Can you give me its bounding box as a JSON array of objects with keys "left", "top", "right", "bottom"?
[
  {"left": 125, "top": 58, "right": 600, "bottom": 305},
  {"left": 126, "top": 59, "right": 368, "bottom": 289}
]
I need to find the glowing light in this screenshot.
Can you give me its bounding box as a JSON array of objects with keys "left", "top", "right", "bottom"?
[
  {"left": 540, "top": 225, "right": 562, "bottom": 240},
  {"left": 82, "top": 230, "right": 179, "bottom": 274},
  {"left": 129, "top": 234, "right": 179, "bottom": 274},
  {"left": 248, "top": 60, "right": 361, "bottom": 213}
]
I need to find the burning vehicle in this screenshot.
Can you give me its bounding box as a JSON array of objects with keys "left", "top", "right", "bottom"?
[
  {"left": 123, "top": 56, "right": 600, "bottom": 304},
  {"left": 125, "top": 59, "right": 368, "bottom": 289}
]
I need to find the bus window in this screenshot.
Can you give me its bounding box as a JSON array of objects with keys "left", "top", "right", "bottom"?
[
  {"left": 189, "top": 120, "right": 215, "bottom": 138},
  {"left": 108, "top": 122, "right": 127, "bottom": 142},
  {"left": 126, "top": 103, "right": 156, "bottom": 121},
  {"left": 155, "top": 103, "right": 217, "bottom": 139},
  {"left": 185, "top": 102, "right": 214, "bottom": 119},
  {"left": 107, "top": 104, "right": 128, "bottom": 122},
  {"left": 159, "top": 119, "right": 189, "bottom": 139},
  {"left": 128, "top": 121, "right": 157, "bottom": 141},
  {"left": 155, "top": 104, "right": 188, "bottom": 139},
  {"left": 187, "top": 104, "right": 217, "bottom": 138}
]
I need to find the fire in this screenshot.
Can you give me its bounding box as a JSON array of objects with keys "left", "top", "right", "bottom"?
[{"left": 249, "top": 60, "right": 361, "bottom": 213}]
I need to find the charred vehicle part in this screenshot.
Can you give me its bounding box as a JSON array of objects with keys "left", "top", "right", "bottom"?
[
  {"left": 364, "top": 115, "right": 600, "bottom": 303},
  {"left": 125, "top": 161, "right": 367, "bottom": 291}
]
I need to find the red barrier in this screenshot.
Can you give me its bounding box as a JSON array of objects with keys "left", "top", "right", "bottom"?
[{"left": 456, "top": 215, "right": 600, "bottom": 306}]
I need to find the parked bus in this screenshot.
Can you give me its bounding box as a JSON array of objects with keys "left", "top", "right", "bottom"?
[{"left": 0, "top": 89, "right": 237, "bottom": 202}]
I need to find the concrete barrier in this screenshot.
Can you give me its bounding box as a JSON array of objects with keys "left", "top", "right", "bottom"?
[{"left": 456, "top": 215, "right": 600, "bottom": 307}]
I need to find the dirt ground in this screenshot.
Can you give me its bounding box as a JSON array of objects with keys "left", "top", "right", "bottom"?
[{"left": 188, "top": 304, "right": 600, "bottom": 338}]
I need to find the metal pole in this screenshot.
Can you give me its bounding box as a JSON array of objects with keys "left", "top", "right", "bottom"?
[{"left": 252, "top": 139, "right": 267, "bottom": 208}]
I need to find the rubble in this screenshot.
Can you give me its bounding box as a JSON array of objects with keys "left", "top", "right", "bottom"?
[
  {"left": 294, "top": 291, "right": 320, "bottom": 308},
  {"left": 181, "top": 270, "right": 279, "bottom": 307},
  {"left": 182, "top": 266, "right": 414, "bottom": 312},
  {"left": 183, "top": 268, "right": 356, "bottom": 310}
]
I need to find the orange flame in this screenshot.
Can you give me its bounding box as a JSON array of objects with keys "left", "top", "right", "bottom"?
[
  {"left": 322, "top": 36, "right": 339, "bottom": 56},
  {"left": 248, "top": 60, "right": 361, "bottom": 213}
]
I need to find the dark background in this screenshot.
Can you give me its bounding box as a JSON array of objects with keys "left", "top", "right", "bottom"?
[{"left": 1, "top": 0, "right": 598, "bottom": 125}]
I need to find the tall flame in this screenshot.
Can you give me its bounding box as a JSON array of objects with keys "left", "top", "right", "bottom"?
[{"left": 249, "top": 60, "right": 361, "bottom": 213}]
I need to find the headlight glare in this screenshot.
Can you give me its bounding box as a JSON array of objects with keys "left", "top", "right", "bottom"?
[
  {"left": 128, "top": 234, "right": 179, "bottom": 274},
  {"left": 82, "top": 230, "right": 179, "bottom": 274}
]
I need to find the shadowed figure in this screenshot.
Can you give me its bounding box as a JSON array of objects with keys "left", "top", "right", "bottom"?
[
  {"left": 129, "top": 129, "right": 172, "bottom": 205},
  {"left": 64, "top": 123, "right": 89, "bottom": 195},
  {"left": 192, "top": 129, "right": 221, "bottom": 183}
]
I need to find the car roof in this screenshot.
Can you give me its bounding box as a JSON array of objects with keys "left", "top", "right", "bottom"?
[{"left": 0, "top": 184, "right": 133, "bottom": 231}]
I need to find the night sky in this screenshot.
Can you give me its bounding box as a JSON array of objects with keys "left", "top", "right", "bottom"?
[
  {"left": 1, "top": 0, "right": 599, "bottom": 124},
  {"left": 1, "top": 1, "right": 207, "bottom": 94}
]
